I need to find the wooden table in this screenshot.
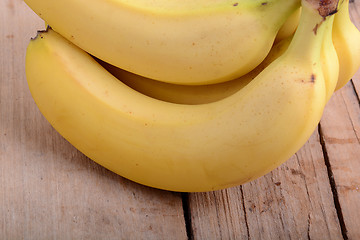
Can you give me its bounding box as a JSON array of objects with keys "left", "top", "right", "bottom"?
[{"left": 1, "top": 1, "right": 359, "bottom": 239}]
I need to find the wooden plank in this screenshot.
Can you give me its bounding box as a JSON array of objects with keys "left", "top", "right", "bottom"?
[
  {"left": 188, "top": 130, "right": 343, "bottom": 239},
  {"left": 320, "top": 78, "right": 360, "bottom": 240},
  {"left": 188, "top": 189, "right": 249, "bottom": 239},
  {"left": 242, "top": 130, "right": 343, "bottom": 240},
  {"left": 0, "top": 1, "right": 187, "bottom": 239}
]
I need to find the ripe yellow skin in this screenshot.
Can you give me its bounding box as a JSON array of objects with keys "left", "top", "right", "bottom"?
[
  {"left": 276, "top": 7, "right": 302, "bottom": 42},
  {"left": 99, "top": 21, "right": 338, "bottom": 105},
  {"left": 333, "top": 0, "right": 360, "bottom": 90},
  {"left": 24, "top": 0, "right": 300, "bottom": 85},
  {"left": 26, "top": 1, "right": 331, "bottom": 192},
  {"left": 97, "top": 36, "right": 292, "bottom": 105},
  {"left": 273, "top": 0, "right": 360, "bottom": 92}
]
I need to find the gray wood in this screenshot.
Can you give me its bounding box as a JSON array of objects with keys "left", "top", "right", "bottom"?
[
  {"left": 243, "top": 130, "right": 343, "bottom": 240},
  {"left": 320, "top": 81, "right": 360, "bottom": 240}
]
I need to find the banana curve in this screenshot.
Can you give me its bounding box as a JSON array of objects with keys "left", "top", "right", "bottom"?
[
  {"left": 275, "top": 7, "right": 301, "bottom": 42},
  {"left": 99, "top": 24, "right": 337, "bottom": 106},
  {"left": 24, "top": 0, "right": 300, "bottom": 85},
  {"left": 26, "top": 1, "right": 332, "bottom": 192},
  {"left": 322, "top": 15, "right": 339, "bottom": 102},
  {"left": 97, "top": 37, "right": 293, "bottom": 105},
  {"left": 333, "top": 0, "right": 360, "bottom": 91}
]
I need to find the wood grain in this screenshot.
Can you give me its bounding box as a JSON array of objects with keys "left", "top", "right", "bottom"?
[
  {"left": 1, "top": 0, "right": 360, "bottom": 239},
  {"left": 189, "top": 130, "right": 343, "bottom": 240},
  {"left": 320, "top": 81, "right": 360, "bottom": 240}
]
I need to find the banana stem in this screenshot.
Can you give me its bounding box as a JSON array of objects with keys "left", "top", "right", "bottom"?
[
  {"left": 305, "top": 0, "right": 339, "bottom": 17},
  {"left": 283, "top": 0, "right": 338, "bottom": 62}
]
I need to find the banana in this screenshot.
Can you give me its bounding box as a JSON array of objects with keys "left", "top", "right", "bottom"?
[
  {"left": 289, "top": 0, "right": 360, "bottom": 91},
  {"left": 322, "top": 15, "right": 339, "bottom": 101},
  {"left": 275, "top": 7, "right": 301, "bottom": 42},
  {"left": 97, "top": 36, "right": 292, "bottom": 105},
  {"left": 99, "top": 21, "right": 338, "bottom": 105},
  {"left": 333, "top": 0, "right": 360, "bottom": 90},
  {"left": 26, "top": 0, "right": 336, "bottom": 192},
  {"left": 24, "top": 0, "right": 300, "bottom": 85},
  {"left": 98, "top": 58, "right": 251, "bottom": 105}
]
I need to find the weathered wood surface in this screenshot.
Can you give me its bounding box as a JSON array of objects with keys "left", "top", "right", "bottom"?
[{"left": 0, "top": 0, "right": 359, "bottom": 239}]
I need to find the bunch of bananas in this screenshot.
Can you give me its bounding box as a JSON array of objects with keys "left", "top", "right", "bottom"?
[{"left": 24, "top": 0, "right": 360, "bottom": 192}]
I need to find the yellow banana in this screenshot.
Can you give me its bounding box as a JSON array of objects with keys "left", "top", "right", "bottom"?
[
  {"left": 99, "top": 20, "right": 338, "bottom": 105},
  {"left": 275, "top": 7, "right": 301, "bottom": 42},
  {"left": 333, "top": 0, "right": 360, "bottom": 90},
  {"left": 273, "top": 0, "right": 359, "bottom": 93},
  {"left": 24, "top": 0, "right": 300, "bottom": 85},
  {"left": 322, "top": 15, "right": 339, "bottom": 101},
  {"left": 26, "top": 0, "right": 335, "bottom": 192},
  {"left": 97, "top": 36, "right": 292, "bottom": 105}
]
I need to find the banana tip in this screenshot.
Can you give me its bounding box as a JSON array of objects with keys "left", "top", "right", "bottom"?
[
  {"left": 317, "top": 0, "right": 339, "bottom": 17},
  {"left": 31, "top": 25, "right": 51, "bottom": 41}
]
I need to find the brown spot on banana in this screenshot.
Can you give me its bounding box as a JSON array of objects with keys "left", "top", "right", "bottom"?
[
  {"left": 318, "top": 0, "right": 339, "bottom": 17},
  {"left": 311, "top": 74, "right": 316, "bottom": 83},
  {"left": 313, "top": 22, "right": 321, "bottom": 35},
  {"left": 297, "top": 74, "right": 316, "bottom": 84}
]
